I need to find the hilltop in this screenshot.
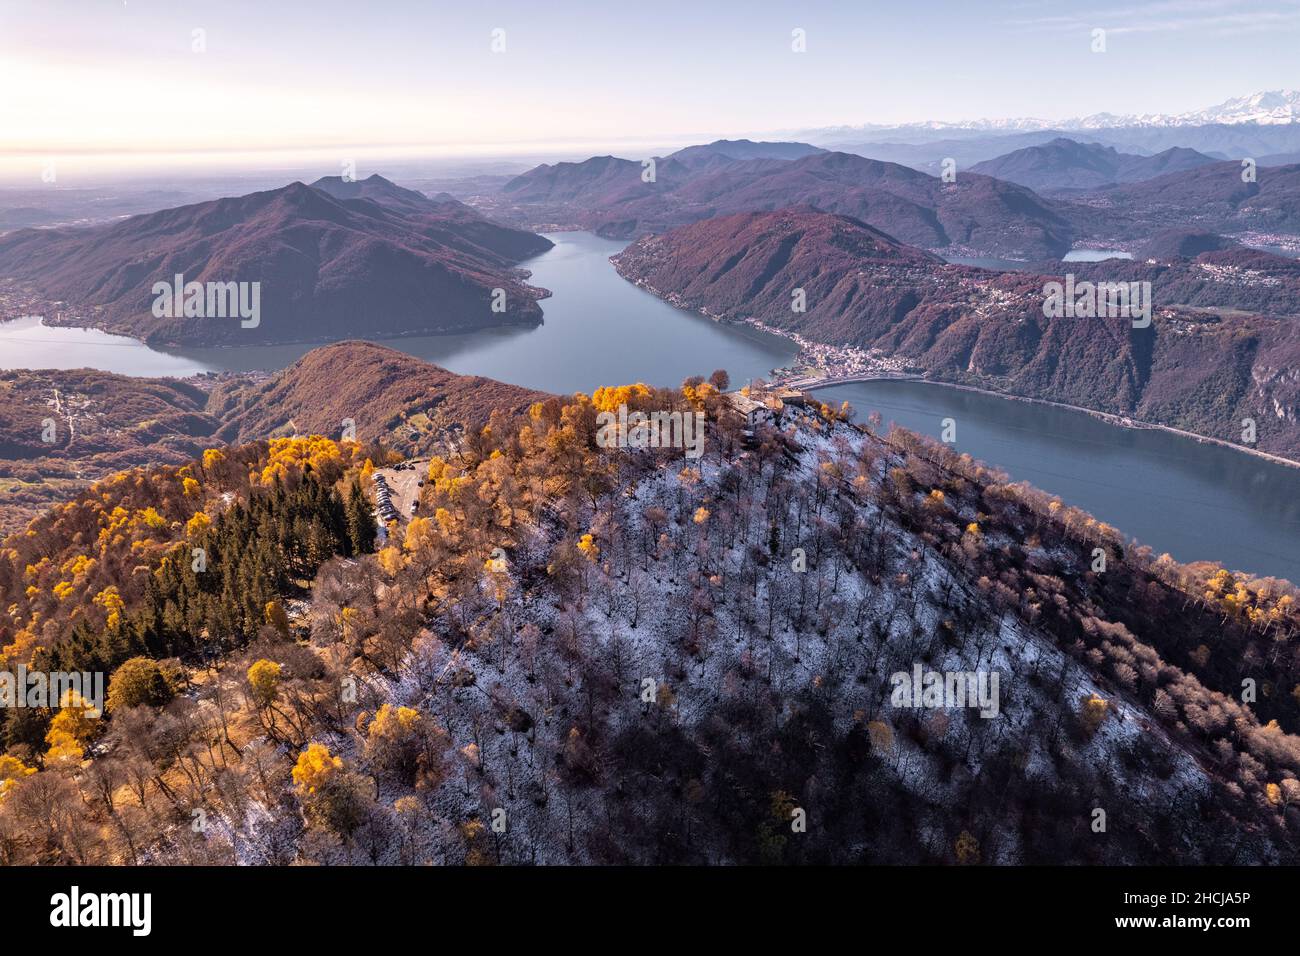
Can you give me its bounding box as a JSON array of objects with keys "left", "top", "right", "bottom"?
[{"left": 1, "top": 384, "right": 1297, "bottom": 864}]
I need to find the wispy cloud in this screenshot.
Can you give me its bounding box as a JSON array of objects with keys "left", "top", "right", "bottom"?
[{"left": 1006, "top": 0, "right": 1300, "bottom": 36}]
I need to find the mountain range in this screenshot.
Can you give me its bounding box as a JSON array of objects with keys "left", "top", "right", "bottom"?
[
  {"left": 496, "top": 148, "right": 1085, "bottom": 259},
  {"left": 492, "top": 139, "right": 1300, "bottom": 259},
  {"left": 794, "top": 94, "right": 1300, "bottom": 175},
  {"left": 806, "top": 90, "right": 1300, "bottom": 139}
]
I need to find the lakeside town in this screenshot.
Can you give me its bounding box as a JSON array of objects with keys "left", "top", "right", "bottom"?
[{"left": 739, "top": 315, "right": 921, "bottom": 388}]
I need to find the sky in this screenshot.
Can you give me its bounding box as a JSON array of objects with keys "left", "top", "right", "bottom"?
[{"left": 2, "top": 0, "right": 1298, "bottom": 174}]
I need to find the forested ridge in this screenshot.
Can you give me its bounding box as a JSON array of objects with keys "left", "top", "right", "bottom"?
[
  {"left": 1, "top": 382, "right": 1299, "bottom": 864},
  {"left": 0, "top": 341, "right": 550, "bottom": 537}
]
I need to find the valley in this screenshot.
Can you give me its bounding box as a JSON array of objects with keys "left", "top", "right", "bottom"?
[{"left": 2, "top": 230, "right": 1298, "bottom": 585}]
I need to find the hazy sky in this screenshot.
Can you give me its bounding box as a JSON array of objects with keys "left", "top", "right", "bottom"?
[{"left": 2, "top": 0, "right": 1298, "bottom": 166}]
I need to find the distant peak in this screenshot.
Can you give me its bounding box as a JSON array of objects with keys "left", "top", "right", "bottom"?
[{"left": 668, "top": 139, "right": 826, "bottom": 162}]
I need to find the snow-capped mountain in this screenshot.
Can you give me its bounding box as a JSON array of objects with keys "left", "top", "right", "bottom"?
[
  {"left": 805, "top": 91, "right": 1300, "bottom": 139},
  {"left": 1070, "top": 90, "right": 1300, "bottom": 129}
]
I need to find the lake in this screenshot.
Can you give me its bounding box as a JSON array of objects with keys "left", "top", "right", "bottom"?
[
  {"left": 943, "top": 248, "right": 1132, "bottom": 271},
  {"left": 1062, "top": 249, "right": 1134, "bottom": 263},
  {"left": 0, "top": 314, "right": 213, "bottom": 377},
  {"left": 0, "top": 233, "right": 798, "bottom": 393},
  {"left": 1, "top": 231, "right": 1296, "bottom": 580},
  {"left": 815, "top": 379, "right": 1300, "bottom": 582}
]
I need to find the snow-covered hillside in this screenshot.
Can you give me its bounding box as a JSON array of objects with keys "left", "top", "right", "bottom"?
[{"left": 199, "top": 397, "right": 1295, "bottom": 864}]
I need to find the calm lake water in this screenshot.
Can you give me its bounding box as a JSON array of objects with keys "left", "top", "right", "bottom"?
[
  {"left": 0, "top": 233, "right": 797, "bottom": 393},
  {"left": 1, "top": 231, "right": 1296, "bottom": 580},
  {"left": 816, "top": 380, "right": 1300, "bottom": 582},
  {"left": 1062, "top": 249, "right": 1134, "bottom": 263},
  {"left": 944, "top": 249, "right": 1133, "bottom": 271},
  {"left": 0, "top": 315, "right": 212, "bottom": 376}
]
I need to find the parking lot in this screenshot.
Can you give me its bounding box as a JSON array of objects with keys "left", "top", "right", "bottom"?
[{"left": 371, "top": 460, "right": 426, "bottom": 534}]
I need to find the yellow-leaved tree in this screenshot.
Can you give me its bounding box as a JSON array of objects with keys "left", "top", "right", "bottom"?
[
  {"left": 291, "top": 742, "right": 369, "bottom": 838},
  {"left": 1080, "top": 693, "right": 1109, "bottom": 738},
  {"left": 0, "top": 754, "right": 36, "bottom": 799},
  {"left": 292, "top": 743, "right": 342, "bottom": 794},
  {"left": 106, "top": 657, "right": 174, "bottom": 712},
  {"left": 264, "top": 599, "right": 290, "bottom": 636},
  {"left": 365, "top": 704, "right": 428, "bottom": 782},
  {"left": 247, "top": 659, "right": 283, "bottom": 709},
  {"left": 45, "top": 689, "right": 100, "bottom": 765}
]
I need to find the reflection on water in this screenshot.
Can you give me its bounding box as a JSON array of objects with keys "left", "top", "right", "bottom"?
[
  {"left": 943, "top": 249, "right": 1134, "bottom": 271},
  {"left": 1063, "top": 249, "right": 1133, "bottom": 262}
]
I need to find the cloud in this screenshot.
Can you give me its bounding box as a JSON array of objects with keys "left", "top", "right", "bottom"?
[{"left": 1005, "top": 0, "right": 1300, "bottom": 35}]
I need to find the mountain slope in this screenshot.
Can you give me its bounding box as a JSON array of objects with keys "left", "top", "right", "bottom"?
[
  {"left": 0, "top": 342, "right": 551, "bottom": 536},
  {"left": 613, "top": 208, "right": 940, "bottom": 344},
  {"left": 1136, "top": 229, "right": 1241, "bottom": 260},
  {"left": 612, "top": 208, "right": 1300, "bottom": 460},
  {"left": 0, "top": 369, "right": 221, "bottom": 537},
  {"left": 0, "top": 177, "right": 554, "bottom": 348},
  {"left": 1081, "top": 161, "right": 1300, "bottom": 236},
  {"left": 207, "top": 340, "right": 551, "bottom": 452},
  {"left": 2, "top": 387, "right": 1298, "bottom": 864}
]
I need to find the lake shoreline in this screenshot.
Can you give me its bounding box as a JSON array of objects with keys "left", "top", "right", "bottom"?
[
  {"left": 806, "top": 374, "right": 1300, "bottom": 473},
  {"left": 609, "top": 245, "right": 1300, "bottom": 473},
  {"left": 4, "top": 232, "right": 1298, "bottom": 581},
  {"left": 621, "top": 292, "right": 1300, "bottom": 473}
]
